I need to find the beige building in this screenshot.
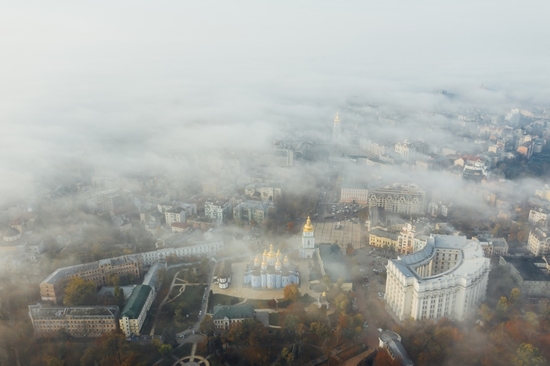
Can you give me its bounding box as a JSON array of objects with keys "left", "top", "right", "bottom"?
[
  {"left": 528, "top": 228, "right": 550, "bottom": 256},
  {"left": 212, "top": 304, "right": 255, "bottom": 330},
  {"left": 529, "top": 208, "right": 550, "bottom": 227},
  {"left": 368, "top": 184, "right": 426, "bottom": 215},
  {"left": 369, "top": 229, "right": 399, "bottom": 250},
  {"left": 29, "top": 304, "right": 119, "bottom": 338},
  {"left": 40, "top": 256, "right": 141, "bottom": 305},
  {"left": 385, "top": 236, "right": 490, "bottom": 321},
  {"left": 119, "top": 285, "right": 155, "bottom": 337}
]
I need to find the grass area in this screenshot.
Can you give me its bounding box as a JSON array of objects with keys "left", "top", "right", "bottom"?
[
  {"left": 172, "top": 343, "right": 193, "bottom": 358},
  {"left": 268, "top": 312, "right": 280, "bottom": 326},
  {"left": 154, "top": 285, "right": 206, "bottom": 335},
  {"left": 246, "top": 299, "right": 272, "bottom": 309},
  {"left": 338, "top": 344, "right": 366, "bottom": 360}
]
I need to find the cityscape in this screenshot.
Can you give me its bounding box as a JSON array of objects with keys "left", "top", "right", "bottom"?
[{"left": 1, "top": 2, "right": 550, "bottom": 366}]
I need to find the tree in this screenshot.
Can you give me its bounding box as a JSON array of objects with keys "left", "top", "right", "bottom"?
[
  {"left": 158, "top": 344, "right": 173, "bottom": 357},
  {"left": 513, "top": 343, "right": 547, "bottom": 366},
  {"left": 496, "top": 296, "right": 509, "bottom": 317},
  {"left": 107, "top": 273, "right": 120, "bottom": 286},
  {"left": 478, "top": 303, "right": 494, "bottom": 323},
  {"left": 200, "top": 315, "right": 215, "bottom": 336},
  {"left": 63, "top": 277, "right": 96, "bottom": 306},
  {"left": 284, "top": 314, "right": 299, "bottom": 332},
  {"left": 284, "top": 284, "right": 300, "bottom": 302},
  {"left": 114, "top": 286, "right": 125, "bottom": 309},
  {"left": 510, "top": 288, "right": 521, "bottom": 304}
]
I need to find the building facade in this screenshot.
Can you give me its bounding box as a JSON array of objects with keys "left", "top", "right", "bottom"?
[
  {"left": 119, "top": 285, "right": 155, "bottom": 337},
  {"left": 368, "top": 184, "right": 426, "bottom": 215},
  {"left": 528, "top": 228, "right": 550, "bottom": 256},
  {"left": 29, "top": 304, "right": 119, "bottom": 338},
  {"left": 385, "top": 235, "right": 490, "bottom": 321},
  {"left": 233, "top": 201, "right": 275, "bottom": 226},
  {"left": 212, "top": 304, "right": 255, "bottom": 330}
]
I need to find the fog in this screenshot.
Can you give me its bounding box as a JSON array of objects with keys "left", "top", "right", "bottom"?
[{"left": 2, "top": 0, "right": 550, "bottom": 201}]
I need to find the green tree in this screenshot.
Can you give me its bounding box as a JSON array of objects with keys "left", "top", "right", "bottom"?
[
  {"left": 114, "top": 286, "right": 125, "bottom": 309},
  {"left": 478, "top": 303, "right": 494, "bottom": 323},
  {"left": 496, "top": 296, "right": 509, "bottom": 317},
  {"left": 512, "top": 343, "right": 547, "bottom": 366},
  {"left": 107, "top": 273, "right": 120, "bottom": 286},
  {"left": 63, "top": 277, "right": 96, "bottom": 306},
  {"left": 158, "top": 344, "right": 173, "bottom": 356}
]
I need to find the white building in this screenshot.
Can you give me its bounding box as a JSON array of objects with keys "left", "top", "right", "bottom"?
[
  {"left": 368, "top": 184, "right": 426, "bottom": 215},
  {"left": 528, "top": 228, "right": 550, "bottom": 256},
  {"left": 243, "top": 244, "right": 299, "bottom": 289},
  {"left": 385, "top": 235, "right": 490, "bottom": 321},
  {"left": 300, "top": 217, "right": 316, "bottom": 259},
  {"left": 205, "top": 199, "right": 231, "bottom": 225},
  {"left": 529, "top": 208, "right": 550, "bottom": 227}
]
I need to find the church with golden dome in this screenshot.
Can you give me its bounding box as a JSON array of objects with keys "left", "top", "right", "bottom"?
[
  {"left": 243, "top": 244, "right": 300, "bottom": 289},
  {"left": 299, "top": 216, "right": 316, "bottom": 259}
]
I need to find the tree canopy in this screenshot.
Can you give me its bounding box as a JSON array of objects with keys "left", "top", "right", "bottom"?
[{"left": 63, "top": 277, "right": 97, "bottom": 306}]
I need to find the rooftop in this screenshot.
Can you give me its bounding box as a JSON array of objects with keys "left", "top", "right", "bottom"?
[
  {"left": 121, "top": 285, "right": 152, "bottom": 319},
  {"left": 212, "top": 304, "right": 255, "bottom": 320},
  {"left": 29, "top": 304, "right": 119, "bottom": 319},
  {"left": 502, "top": 256, "right": 550, "bottom": 282}
]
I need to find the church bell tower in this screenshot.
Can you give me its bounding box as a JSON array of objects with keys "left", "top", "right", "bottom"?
[{"left": 300, "top": 216, "right": 315, "bottom": 259}]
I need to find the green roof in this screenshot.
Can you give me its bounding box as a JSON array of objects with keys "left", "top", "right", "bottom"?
[
  {"left": 121, "top": 285, "right": 152, "bottom": 319},
  {"left": 212, "top": 304, "right": 255, "bottom": 320}
]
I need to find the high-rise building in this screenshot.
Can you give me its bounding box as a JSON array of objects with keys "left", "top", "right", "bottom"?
[{"left": 332, "top": 112, "right": 342, "bottom": 144}]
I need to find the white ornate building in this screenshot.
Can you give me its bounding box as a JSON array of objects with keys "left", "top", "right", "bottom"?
[
  {"left": 243, "top": 245, "right": 299, "bottom": 289},
  {"left": 385, "top": 235, "right": 490, "bottom": 321},
  {"left": 299, "top": 217, "right": 316, "bottom": 259}
]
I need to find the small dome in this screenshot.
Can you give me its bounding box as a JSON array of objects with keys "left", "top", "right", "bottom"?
[
  {"left": 303, "top": 216, "right": 314, "bottom": 232},
  {"left": 3, "top": 227, "right": 21, "bottom": 241}
]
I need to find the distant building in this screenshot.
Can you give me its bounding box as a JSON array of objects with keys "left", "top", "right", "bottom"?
[
  {"left": 479, "top": 238, "right": 509, "bottom": 257},
  {"left": 244, "top": 182, "right": 282, "bottom": 203},
  {"left": 369, "top": 228, "right": 399, "bottom": 250},
  {"left": 212, "top": 304, "right": 255, "bottom": 330},
  {"left": 332, "top": 112, "right": 342, "bottom": 144},
  {"left": 29, "top": 304, "right": 119, "bottom": 338},
  {"left": 233, "top": 200, "right": 275, "bottom": 226},
  {"left": 368, "top": 184, "right": 426, "bottom": 215},
  {"left": 529, "top": 207, "right": 550, "bottom": 227},
  {"left": 119, "top": 285, "right": 155, "bottom": 337},
  {"left": 204, "top": 199, "right": 232, "bottom": 224},
  {"left": 385, "top": 235, "right": 490, "bottom": 321},
  {"left": 528, "top": 228, "right": 550, "bottom": 256},
  {"left": 268, "top": 149, "right": 294, "bottom": 167},
  {"left": 499, "top": 256, "right": 550, "bottom": 298}
]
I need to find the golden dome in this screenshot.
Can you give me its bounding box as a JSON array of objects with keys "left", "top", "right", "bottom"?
[
  {"left": 261, "top": 258, "right": 267, "bottom": 266},
  {"left": 334, "top": 111, "right": 341, "bottom": 124},
  {"left": 283, "top": 255, "right": 289, "bottom": 263},
  {"left": 303, "top": 216, "right": 314, "bottom": 232},
  {"left": 267, "top": 244, "right": 276, "bottom": 258}
]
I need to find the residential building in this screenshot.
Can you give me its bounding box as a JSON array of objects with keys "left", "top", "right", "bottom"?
[
  {"left": 165, "top": 208, "right": 186, "bottom": 227},
  {"left": 268, "top": 149, "right": 294, "bottom": 167},
  {"left": 119, "top": 285, "right": 155, "bottom": 337},
  {"left": 529, "top": 207, "right": 550, "bottom": 227},
  {"left": 385, "top": 235, "right": 490, "bottom": 321},
  {"left": 212, "top": 304, "right": 255, "bottom": 330},
  {"left": 395, "top": 141, "right": 412, "bottom": 161},
  {"left": 244, "top": 182, "right": 282, "bottom": 203},
  {"left": 528, "top": 228, "right": 550, "bottom": 256},
  {"left": 28, "top": 304, "right": 119, "bottom": 338},
  {"left": 369, "top": 229, "right": 399, "bottom": 250},
  {"left": 499, "top": 256, "right": 550, "bottom": 298},
  {"left": 480, "top": 238, "right": 509, "bottom": 257},
  {"left": 205, "top": 199, "right": 232, "bottom": 224},
  {"left": 232, "top": 201, "right": 275, "bottom": 226},
  {"left": 368, "top": 184, "right": 426, "bottom": 215}
]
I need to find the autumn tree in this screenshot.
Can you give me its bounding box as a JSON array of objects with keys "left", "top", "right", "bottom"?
[
  {"left": 284, "top": 284, "right": 300, "bottom": 302},
  {"left": 513, "top": 343, "right": 547, "bottom": 366},
  {"left": 200, "top": 315, "right": 215, "bottom": 336},
  {"left": 63, "top": 277, "right": 97, "bottom": 306}
]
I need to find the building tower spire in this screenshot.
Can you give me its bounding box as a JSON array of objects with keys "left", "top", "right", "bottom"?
[{"left": 332, "top": 111, "right": 342, "bottom": 144}]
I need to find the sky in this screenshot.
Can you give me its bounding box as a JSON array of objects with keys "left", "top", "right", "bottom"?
[{"left": 1, "top": 0, "right": 550, "bottom": 202}]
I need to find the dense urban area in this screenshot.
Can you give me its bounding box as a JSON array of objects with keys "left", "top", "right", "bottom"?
[{"left": 2, "top": 100, "right": 550, "bottom": 366}]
